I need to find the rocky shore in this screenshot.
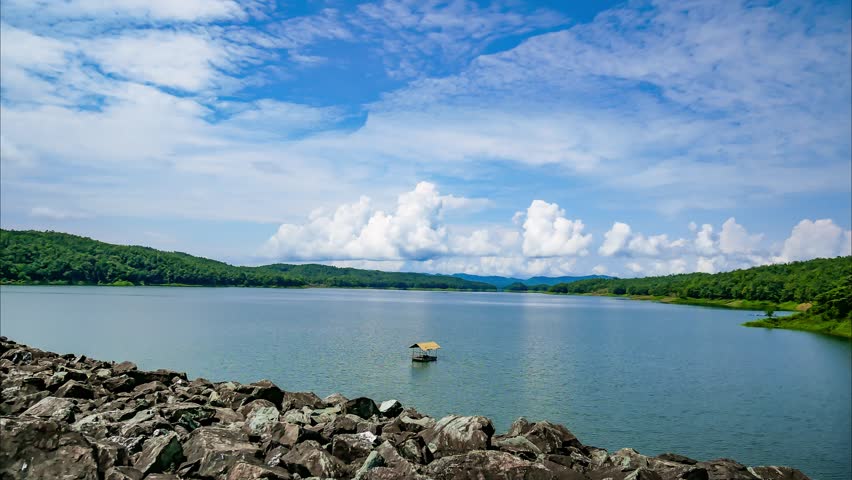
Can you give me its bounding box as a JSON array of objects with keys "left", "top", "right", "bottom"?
[{"left": 0, "top": 337, "right": 809, "bottom": 480}]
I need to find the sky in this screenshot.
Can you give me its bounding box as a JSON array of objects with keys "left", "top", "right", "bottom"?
[{"left": 1, "top": 0, "right": 850, "bottom": 278}]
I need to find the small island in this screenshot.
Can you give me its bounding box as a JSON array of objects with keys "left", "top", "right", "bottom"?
[{"left": 0, "top": 337, "right": 811, "bottom": 479}]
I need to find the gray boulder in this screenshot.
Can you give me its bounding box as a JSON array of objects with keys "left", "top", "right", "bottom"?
[
  {"left": 56, "top": 379, "right": 95, "bottom": 399},
  {"left": 280, "top": 440, "right": 345, "bottom": 478},
  {"left": 0, "top": 416, "right": 99, "bottom": 480},
  {"left": 423, "top": 450, "right": 552, "bottom": 479},
  {"left": 344, "top": 397, "right": 380, "bottom": 419},
  {"left": 419, "top": 415, "right": 495, "bottom": 459},
  {"left": 378, "top": 399, "right": 403, "bottom": 417},
  {"left": 332, "top": 432, "right": 378, "bottom": 463},
  {"left": 180, "top": 426, "right": 259, "bottom": 478},
  {"left": 23, "top": 396, "right": 78, "bottom": 422},
  {"left": 134, "top": 431, "right": 184, "bottom": 474}
]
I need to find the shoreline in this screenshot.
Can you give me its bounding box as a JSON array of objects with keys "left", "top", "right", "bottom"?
[{"left": 0, "top": 337, "right": 811, "bottom": 480}]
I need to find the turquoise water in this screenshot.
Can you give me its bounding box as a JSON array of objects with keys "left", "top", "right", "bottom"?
[{"left": 1, "top": 286, "right": 849, "bottom": 479}]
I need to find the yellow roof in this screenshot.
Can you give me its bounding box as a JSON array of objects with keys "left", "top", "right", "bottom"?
[{"left": 409, "top": 341, "right": 441, "bottom": 351}]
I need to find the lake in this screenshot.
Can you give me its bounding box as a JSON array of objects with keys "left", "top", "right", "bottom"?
[{"left": 1, "top": 286, "right": 849, "bottom": 479}]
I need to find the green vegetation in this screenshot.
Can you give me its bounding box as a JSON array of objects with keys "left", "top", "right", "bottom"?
[
  {"left": 0, "top": 230, "right": 496, "bottom": 291},
  {"left": 504, "top": 282, "right": 549, "bottom": 292},
  {"left": 548, "top": 257, "right": 852, "bottom": 338}
]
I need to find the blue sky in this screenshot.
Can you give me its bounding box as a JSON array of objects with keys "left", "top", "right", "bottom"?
[{"left": 1, "top": 0, "right": 850, "bottom": 278}]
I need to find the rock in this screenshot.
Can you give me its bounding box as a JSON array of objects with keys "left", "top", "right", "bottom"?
[
  {"left": 0, "top": 416, "right": 99, "bottom": 480},
  {"left": 272, "top": 422, "right": 326, "bottom": 447},
  {"left": 626, "top": 467, "right": 664, "bottom": 480},
  {"left": 128, "top": 369, "right": 187, "bottom": 385},
  {"left": 374, "top": 441, "right": 419, "bottom": 477},
  {"left": 212, "top": 406, "right": 244, "bottom": 424},
  {"left": 105, "top": 466, "right": 145, "bottom": 480},
  {"left": 282, "top": 407, "right": 313, "bottom": 425},
  {"left": 180, "top": 426, "right": 260, "bottom": 478},
  {"left": 134, "top": 431, "right": 184, "bottom": 474},
  {"left": 56, "top": 379, "right": 96, "bottom": 399},
  {"left": 93, "top": 438, "right": 130, "bottom": 472},
  {"left": 280, "top": 440, "right": 345, "bottom": 478},
  {"left": 519, "top": 420, "right": 580, "bottom": 455},
  {"left": 283, "top": 391, "right": 325, "bottom": 410},
  {"left": 378, "top": 399, "right": 403, "bottom": 417},
  {"left": 237, "top": 399, "right": 280, "bottom": 437},
  {"left": 399, "top": 436, "right": 433, "bottom": 465},
  {"left": 23, "top": 395, "right": 78, "bottom": 422},
  {"left": 419, "top": 415, "right": 495, "bottom": 459},
  {"left": 354, "top": 450, "right": 386, "bottom": 480},
  {"left": 311, "top": 405, "right": 342, "bottom": 423},
  {"left": 507, "top": 417, "right": 533, "bottom": 437},
  {"left": 332, "top": 432, "right": 377, "bottom": 463},
  {"left": 133, "top": 381, "right": 167, "bottom": 396},
  {"left": 323, "top": 413, "right": 360, "bottom": 437},
  {"left": 344, "top": 397, "right": 381, "bottom": 419},
  {"left": 105, "top": 375, "right": 136, "bottom": 393},
  {"left": 113, "top": 361, "right": 138, "bottom": 375},
  {"left": 160, "top": 402, "right": 214, "bottom": 431},
  {"left": 424, "top": 450, "right": 552, "bottom": 479},
  {"left": 657, "top": 453, "right": 698, "bottom": 465},
  {"left": 227, "top": 459, "right": 291, "bottom": 480},
  {"left": 494, "top": 435, "right": 542, "bottom": 460},
  {"left": 324, "top": 392, "right": 349, "bottom": 406},
  {"left": 1, "top": 389, "right": 49, "bottom": 415},
  {"left": 748, "top": 466, "right": 811, "bottom": 480},
  {"left": 238, "top": 380, "right": 285, "bottom": 409},
  {"left": 108, "top": 434, "right": 147, "bottom": 455},
  {"left": 699, "top": 458, "right": 761, "bottom": 480}
]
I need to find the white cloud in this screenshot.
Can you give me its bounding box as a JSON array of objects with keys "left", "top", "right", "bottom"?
[
  {"left": 599, "top": 222, "right": 631, "bottom": 256},
  {"left": 775, "top": 219, "right": 852, "bottom": 263},
  {"left": 626, "top": 262, "right": 643, "bottom": 274},
  {"left": 598, "top": 221, "right": 685, "bottom": 258},
  {"left": 263, "top": 182, "right": 492, "bottom": 261},
  {"left": 718, "top": 217, "right": 763, "bottom": 255},
  {"left": 694, "top": 224, "right": 716, "bottom": 256},
  {"left": 696, "top": 257, "right": 716, "bottom": 274},
  {"left": 592, "top": 264, "right": 607, "bottom": 275},
  {"left": 521, "top": 200, "right": 592, "bottom": 257},
  {"left": 3, "top": 0, "right": 246, "bottom": 22},
  {"left": 82, "top": 30, "right": 240, "bottom": 92}
]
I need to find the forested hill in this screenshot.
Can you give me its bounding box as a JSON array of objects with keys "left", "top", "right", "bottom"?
[
  {"left": 0, "top": 230, "right": 496, "bottom": 291},
  {"left": 548, "top": 257, "right": 852, "bottom": 337}
]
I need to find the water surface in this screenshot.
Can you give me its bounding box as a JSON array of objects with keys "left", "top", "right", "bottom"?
[{"left": 1, "top": 286, "right": 849, "bottom": 479}]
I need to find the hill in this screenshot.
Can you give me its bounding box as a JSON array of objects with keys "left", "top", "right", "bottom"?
[
  {"left": 548, "top": 257, "right": 852, "bottom": 338},
  {"left": 0, "top": 230, "right": 496, "bottom": 291},
  {"left": 452, "top": 273, "right": 611, "bottom": 289}
]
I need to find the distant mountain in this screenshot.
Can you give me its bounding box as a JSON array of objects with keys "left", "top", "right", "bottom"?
[{"left": 451, "top": 273, "right": 613, "bottom": 289}]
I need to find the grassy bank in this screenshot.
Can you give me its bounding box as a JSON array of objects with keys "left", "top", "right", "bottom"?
[{"left": 744, "top": 314, "right": 852, "bottom": 338}]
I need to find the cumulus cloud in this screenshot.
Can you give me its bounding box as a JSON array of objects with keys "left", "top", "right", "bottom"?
[
  {"left": 592, "top": 265, "right": 608, "bottom": 275},
  {"left": 263, "top": 182, "right": 493, "bottom": 261},
  {"left": 598, "top": 221, "right": 685, "bottom": 258},
  {"left": 718, "top": 218, "right": 763, "bottom": 255},
  {"left": 598, "top": 222, "right": 631, "bottom": 256},
  {"left": 694, "top": 224, "right": 716, "bottom": 256},
  {"left": 521, "top": 200, "right": 592, "bottom": 257},
  {"left": 775, "top": 219, "right": 852, "bottom": 263}
]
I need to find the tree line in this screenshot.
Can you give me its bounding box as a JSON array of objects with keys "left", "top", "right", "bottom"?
[{"left": 0, "top": 230, "right": 496, "bottom": 291}]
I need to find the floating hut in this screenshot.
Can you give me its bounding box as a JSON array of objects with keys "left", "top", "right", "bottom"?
[{"left": 409, "top": 341, "right": 440, "bottom": 362}]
